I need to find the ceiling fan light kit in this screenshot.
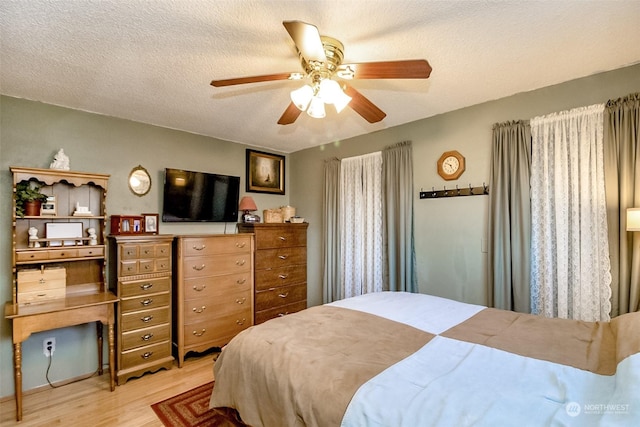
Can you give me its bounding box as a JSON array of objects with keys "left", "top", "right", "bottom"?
[{"left": 210, "top": 20, "right": 432, "bottom": 125}]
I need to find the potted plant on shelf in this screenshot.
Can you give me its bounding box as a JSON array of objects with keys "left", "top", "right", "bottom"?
[{"left": 15, "top": 181, "right": 49, "bottom": 217}]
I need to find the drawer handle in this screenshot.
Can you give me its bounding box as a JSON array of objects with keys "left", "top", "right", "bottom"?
[
  {"left": 192, "top": 264, "right": 206, "bottom": 271},
  {"left": 278, "top": 255, "right": 288, "bottom": 260},
  {"left": 39, "top": 278, "right": 46, "bottom": 284},
  {"left": 141, "top": 352, "right": 153, "bottom": 359},
  {"left": 192, "top": 329, "right": 206, "bottom": 337},
  {"left": 278, "top": 236, "right": 287, "bottom": 241},
  {"left": 236, "top": 241, "right": 246, "bottom": 248},
  {"left": 278, "top": 274, "right": 288, "bottom": 280},
  {"left": 277, "top": 312, "right": 290, "bottom": 317},
  {"left": 192, "top": 284, "right": 206, "bottom": 292},
  {"left": 278, "top": 292, "right": 289, "bottom": 299},
  {"left": 140, "top": 298, "right": 153, "bottom": 306},
  {"left": 143, "top": 249, "right": 151, "bottom": 255},
  {"left": 236, "top": 278, "right": 246, "bottom": 285},
  {"left": 192, "top": 306, "right": 206, "bottom": 313},
  {"left": 236, "top": 259, "right": 246, "bottom": 266},
  {"left": 140, "top": 283, "right": 153, "bottom": 290},
  {"left": 141, "top": 333, "right": 154, "bottom": 341},
  {"left": 193, "top": 245, "right": 206, "bottom": 251},
  {"left": 235, "top": 297, "right": 246, "bottom": 304},
  {"left": 144, "top": 264, "right": 151, "bottom": 270},
  {"left": 236, "top": 318, "right": 246, "bottom": 326},
  {"left": 141, "top": 315, "right": 153, "bottom": 323}
]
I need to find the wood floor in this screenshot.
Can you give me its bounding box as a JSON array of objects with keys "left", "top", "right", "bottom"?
[{"left": 0, "top": 352, "right": 217, "bottom": 426}]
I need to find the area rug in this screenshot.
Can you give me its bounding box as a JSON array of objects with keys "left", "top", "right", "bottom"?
[{"left": 151, "top": 381, "right": 246, "bottom": 426}]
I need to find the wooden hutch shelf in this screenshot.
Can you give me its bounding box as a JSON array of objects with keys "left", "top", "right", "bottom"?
[{"left": 5, "top": 166, "right": 117, "bottom": 421}]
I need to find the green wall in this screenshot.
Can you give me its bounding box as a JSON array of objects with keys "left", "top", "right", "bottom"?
[
  {"left": 291, "top": 63, "right": 640, "bottom": 308},
  {"left": 0, "top": 98, "right": 289, "bottom": 398},
  {"left": 1, "top": 63, "right": 639, "bottom": 399}
]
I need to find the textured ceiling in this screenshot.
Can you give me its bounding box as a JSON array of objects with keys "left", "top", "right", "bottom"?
[{"left": 2, "top": 1, "right": 639, "bottom": 153}]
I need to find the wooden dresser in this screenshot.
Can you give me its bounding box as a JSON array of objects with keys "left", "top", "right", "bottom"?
[
  {"left": 108, "top": 234, "right": 174, "bottom": 384},
  {"left": 173, "top": 234, "right": 254, "bottom": 367},
  {"left": 238, "top": 223, "right": 308, "bottom": 324}
]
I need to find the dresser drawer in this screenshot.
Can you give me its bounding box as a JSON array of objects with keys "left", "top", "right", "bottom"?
[
  {"left": 120, "top": 341, "right": 171, "bottom": 370},
  {"left": 255, "top": 265, "right": 307, "bottom": 290},
  {"left": 183, "top": 272, "right": 252, "bottom": 299},
  {"left": 184, "top": 307, "right": 252, "bottom": 347},
  {"left": 255, "top": 283, "right": 306, "bottom": 311},
  {"left": 184, "top": 288, "right": 251, "bottom": 324},
  {"left": 182, "top": 235, "right": 252, "bottom": 257},
  {"left": 255, "top": 300, "right": 307, "bottom": 324},
  {"left": 120, "top": 276, "right": 171, "bottom": 298},
  {"left": 77, "top": 246, "right": 104, "bottom": 257},
  {"left": 120, "top": 258, "right": 171, "bottom": 276},
  {"left": 252, "top": 228, "right": 306, "bottom": 249},
  {"left": 120, "top": 292, "right": 170, "bottom": 313},
  {"left": 121, "top": 324, "right": 170, "bottom": 351},
  {"left": 121, "top": 306, "right": 170, "bottom": 332},
  {"left": 255, "top": 247, "right": 306, "bottom": 270},
  {"left": 48, "top": 248, "right": 79, "bottom": 260},
  {"left": 181, "top": 253, "right": 251, "bottom": 278}
]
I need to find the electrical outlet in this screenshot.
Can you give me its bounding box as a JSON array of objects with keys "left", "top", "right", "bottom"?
[{"left": 43, "top": 337, "right": 56, "bottom": 357}]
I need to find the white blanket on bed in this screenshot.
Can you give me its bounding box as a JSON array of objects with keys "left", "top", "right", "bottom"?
[
  {"left": 328, "top": 291, "right": 485, "bottom": 334},
  {"left": 334, "top": 293, "right": 640, "bottom": 426}
]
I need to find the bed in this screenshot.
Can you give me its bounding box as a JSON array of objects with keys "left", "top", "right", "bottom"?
[{"left": 209, "top": 291, "right": 640, "bottom": 426}]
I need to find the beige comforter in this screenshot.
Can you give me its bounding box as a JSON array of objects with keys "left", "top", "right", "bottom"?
[{"left": 210, "top": 295, "right": 640, "bottom": 426}]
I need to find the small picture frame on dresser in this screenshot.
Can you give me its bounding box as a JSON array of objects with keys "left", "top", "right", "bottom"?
[
  {"left": 41, "top": 196, "right": 57, "bottom": 216},
  {"left": 143, "top": 213, "right": 159, "bottom": 234}
]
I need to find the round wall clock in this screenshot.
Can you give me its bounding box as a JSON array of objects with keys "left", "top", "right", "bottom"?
[{"left": 437, "top": 150, "right": 465, "bottom": 181}]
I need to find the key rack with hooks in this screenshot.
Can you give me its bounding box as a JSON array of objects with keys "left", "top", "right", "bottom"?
[{"left": 419, "top": 183, "right": 489, "bottom": 199}]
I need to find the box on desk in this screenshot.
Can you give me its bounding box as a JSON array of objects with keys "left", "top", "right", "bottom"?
[{"left": 17, "top": 267, "right": 66, "bottom": 304}]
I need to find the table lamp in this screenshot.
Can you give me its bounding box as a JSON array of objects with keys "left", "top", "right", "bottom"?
[
  {"left": 627, "top": 208, "right": 640, "bottom": 231},
  {"left": 239, "top": 196, "right": 260, "bottom": 223}
]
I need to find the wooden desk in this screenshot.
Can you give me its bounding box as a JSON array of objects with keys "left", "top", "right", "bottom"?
[{"left": 5, "top": 293, "right": 117, "bottom": 421}]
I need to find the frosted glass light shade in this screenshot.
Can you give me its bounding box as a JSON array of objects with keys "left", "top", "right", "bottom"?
[
  {"left": 307, "top": 96, "right": 326, "bottom": 118},
  {"left": 290, "top": 85, "right": 313, "bottom": 111},
  {"left": 332, "top": 90, "right": 352, "bottom": 113},
  {"left": 627, "top": 208, "right": 640, "bottom": 231}
]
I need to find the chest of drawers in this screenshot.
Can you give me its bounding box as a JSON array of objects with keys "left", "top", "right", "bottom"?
[
  {"left": 173, "top": 234, "right": 254, "bottom": 367},
  {"left": 238, "top": 223, "right": 308, "bottom": 324},
  {"left": 108, "top": 234, "right": 174, "bottom": 384}
]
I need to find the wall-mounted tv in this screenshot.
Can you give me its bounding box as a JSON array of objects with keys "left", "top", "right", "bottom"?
[{"left": 162, "top": 168, "right": 240, "bottom": 222}]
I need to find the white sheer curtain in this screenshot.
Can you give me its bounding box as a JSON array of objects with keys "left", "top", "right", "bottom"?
[
  {"left": 530, "top": 104, "right": 612, "bottom": 321},
  {"left": 340, "top": 152, "right": 384, "bottom": 298}
]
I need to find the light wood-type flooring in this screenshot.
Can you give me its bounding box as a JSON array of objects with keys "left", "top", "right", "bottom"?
[{"left": 0, "top": 352, "right": 216, "bottom": 426}]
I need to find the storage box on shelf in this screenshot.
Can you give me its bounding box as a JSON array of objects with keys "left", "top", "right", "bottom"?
[
  {"left": 173, "top": 234, "right": 254, "bottom": 367},
  {"left": 237, "top": 223, "right": 308, "bottom": 324},
  {"left": 5, "top": 166, "right": 117, "bottom": 422},
  {"left": 108, "top": 234, "right": 174, "bottom": 384}
]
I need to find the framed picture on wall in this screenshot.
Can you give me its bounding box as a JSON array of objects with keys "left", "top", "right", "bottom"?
[
  {"left": 246, "top": 149, "right": 285, "bottom": 194},
  {"left": 143, "top": 213, "right": 159, "bottom": 234}
]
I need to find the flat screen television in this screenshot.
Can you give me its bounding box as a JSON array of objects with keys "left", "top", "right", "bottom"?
[{"left": 162, "top": 168, "right": 240, "bottom": 222}]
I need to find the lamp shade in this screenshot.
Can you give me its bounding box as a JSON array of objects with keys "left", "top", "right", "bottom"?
[
  {"left": 627, "top": 208, "right": 640, "bottom": 231},
  {"left": 239, "top": 196, "right": 257, "bottom": 212},
  {"left": 307, "top": 96, "right": 326, "bottom": 118},
  {"left": 290, "top": 85, "right": 313, "bottom": 111}
]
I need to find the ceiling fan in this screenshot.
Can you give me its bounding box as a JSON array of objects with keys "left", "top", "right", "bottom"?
[{"left": 210, "top": 21, "right": 432, "bottom": 125}]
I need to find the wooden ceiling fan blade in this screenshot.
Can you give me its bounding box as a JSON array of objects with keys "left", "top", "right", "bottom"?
[
  {"left": 211, "top": 72, "right": 298, "bottom": 87},
  {"left": 277, "top": 102, "right": 302, "bottom": 125},
  {"left": 338, "top": 59, "right": 432, "bottom": 79},
  {"left": 283, "top": 21, "right": 327, "bottom": 63},
  {"left": 343, "top": 85, "right": 386, "bottom": 123}
]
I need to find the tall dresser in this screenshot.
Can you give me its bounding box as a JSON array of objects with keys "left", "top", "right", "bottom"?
[
  {"left": 238, "top": 223, "right": 308, "bottom": 324},
  {"left": 108, "top": 234, "right": 174, "bottom": 384},
  {"left": 173, "top": 234, "right": 254, "bottom": 367}
]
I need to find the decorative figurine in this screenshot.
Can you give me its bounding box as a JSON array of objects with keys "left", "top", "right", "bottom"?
[
  {"left": 50, "top": 148, "right": 70, "bottom": 170},
  {"left": 87, "top": 228, "right": 97, "bottom": 246},
  {"left": 28, "top": 227, "right": 40, "bottom": 248}
]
